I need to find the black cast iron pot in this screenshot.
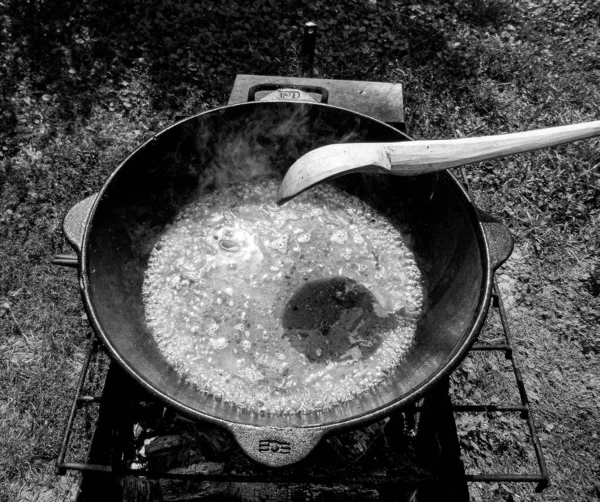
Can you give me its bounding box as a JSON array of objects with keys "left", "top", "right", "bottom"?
[{"left": 57, "top": 99, "right": 513, "bottom": 466}]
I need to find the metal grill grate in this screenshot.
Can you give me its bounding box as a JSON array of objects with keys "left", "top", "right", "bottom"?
[
  {"left": 54, "top": 68, "right": 549, "bottom": 499},
  {"left": 55, "top": 275, "right": 549, "bottom": 498}
]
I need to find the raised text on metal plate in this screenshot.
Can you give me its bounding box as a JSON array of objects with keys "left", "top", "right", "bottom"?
[{"left": 259, "top": 439, "right": 291, "bottom": 455}]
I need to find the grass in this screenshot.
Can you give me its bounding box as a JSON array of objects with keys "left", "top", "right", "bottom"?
[{"left": 1, "top": 0, "right": 599, "bottom": 500}]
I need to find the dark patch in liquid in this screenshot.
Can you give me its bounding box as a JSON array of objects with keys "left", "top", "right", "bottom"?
[{"left": 282, "top": 277, "right": 396, "bottom": 362}]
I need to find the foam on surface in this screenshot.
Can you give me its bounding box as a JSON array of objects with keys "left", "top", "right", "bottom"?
[{"left": 143, "top": 180, "right": 423, "bottom": 415}]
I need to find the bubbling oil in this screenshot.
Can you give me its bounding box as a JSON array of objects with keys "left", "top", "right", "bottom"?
[{"left": 143, "top": 179, "right": 423, "bottom": 415}]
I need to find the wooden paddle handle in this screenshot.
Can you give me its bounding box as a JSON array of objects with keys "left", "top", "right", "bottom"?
[{"left": 385, "top": 120, "right": 600, "bottom": 174}]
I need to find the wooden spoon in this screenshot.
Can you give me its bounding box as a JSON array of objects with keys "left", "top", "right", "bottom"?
[{"left": 277, "top": 121, "right": 600, "bottom": 204}]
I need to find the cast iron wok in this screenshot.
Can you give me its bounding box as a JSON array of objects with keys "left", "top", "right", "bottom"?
[{"left": 66, "top": 100, "right": 512, "bottom": 466}]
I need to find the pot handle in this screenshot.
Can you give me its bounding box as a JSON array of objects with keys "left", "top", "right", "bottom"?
[
  {"left": 478, "top": 210, "right": 514, "bottom": 271},
  {"left": 227, "top": 423, "right": 325, "bottom": 467},
  {"left": 51, "top": 194, "right": 98, "bottom": 267},
  {"left": 248, "top": 83, "right": 329, "bottom": 104}
]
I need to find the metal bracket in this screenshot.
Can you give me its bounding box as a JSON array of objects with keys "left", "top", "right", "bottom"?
[
  {"left": 63, "top": 194, "right": 98, "bottom": 254},
  {"left": 52, "top": 194, "right": 98, "bottom": 268},
  {"left": 247, "top": 83, "right": 328, "bottom": 103},
  {"left": 478, "top": 210, "right": 515, "bottom": 271}
]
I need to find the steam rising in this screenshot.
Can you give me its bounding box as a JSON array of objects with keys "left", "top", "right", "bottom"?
[
  {"left": 101, "top": 103, "right": 370, "bottom": 268},
  {"left": 192, "top": 104, "right": 365, "bottom": 194}
]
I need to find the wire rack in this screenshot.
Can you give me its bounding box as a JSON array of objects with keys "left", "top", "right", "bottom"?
[
  {"left": 55, "top": 277, "right": 549, "bottom": 500},
  {"left": 54, "top": 69, "right": 549, "bottom": 499}
]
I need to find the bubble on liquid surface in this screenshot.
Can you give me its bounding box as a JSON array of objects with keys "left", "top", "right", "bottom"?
[
  {"left": 268, "top": 233, "right": 289, "bottom": 254},
  {"left": 330, "top": 229, "right": 348, "bottom": 244},
  {"left": 143, "top": 180, "right": 424, "bottom": 415}
]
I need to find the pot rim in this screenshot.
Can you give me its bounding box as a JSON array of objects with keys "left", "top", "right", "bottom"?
[{"left": 78, "top": 100, "right": 495, "bottom": 432}]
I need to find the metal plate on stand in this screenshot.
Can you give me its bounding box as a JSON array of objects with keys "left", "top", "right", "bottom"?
[{"left": 229, "top": 75, "right": 405, "bottom": 129}]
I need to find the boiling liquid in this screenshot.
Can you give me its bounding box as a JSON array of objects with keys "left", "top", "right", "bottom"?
[{"left": 143, "top": 180, "right": 423, "bottom": 415}]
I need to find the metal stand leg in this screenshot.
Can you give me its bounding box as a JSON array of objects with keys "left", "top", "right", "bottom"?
[
  {"left": 78, "top": 364, "right": 135, "bottom": 502},
  {"left": 416, "top": 378, "right": 470, "bottom": 502},
  {"left": 301, "top": 22, "right": 317, "bottom": 77}
]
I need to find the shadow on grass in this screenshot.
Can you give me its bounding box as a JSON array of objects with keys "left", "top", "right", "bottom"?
[{"left": 0, "top": 0, "right": 513, "bottom": 123}]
